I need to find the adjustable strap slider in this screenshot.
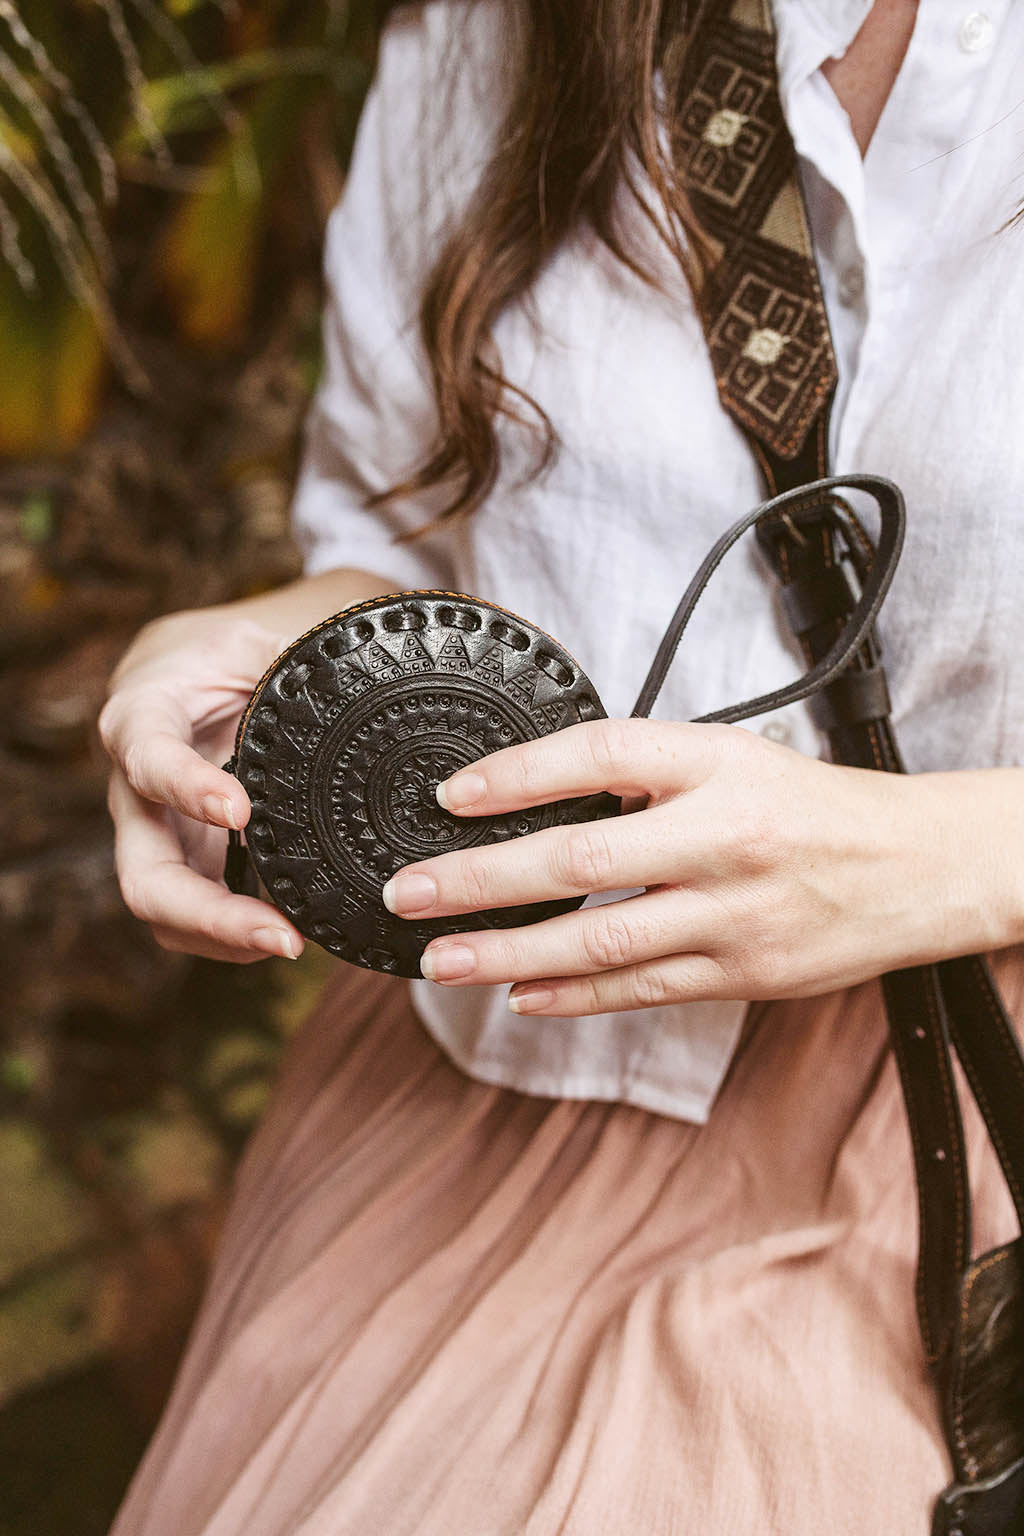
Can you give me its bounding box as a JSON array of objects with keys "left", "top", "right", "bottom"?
[
  {"left": 780, "top": 563, "right": 859, "bottom": 637},
  {"left": 810, "top": 663, "right": 891, "bottom": 733}
]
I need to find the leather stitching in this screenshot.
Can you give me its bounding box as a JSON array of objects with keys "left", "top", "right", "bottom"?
[
  {"left": 923, "top": 969, "right": 970, "bottom": 1296},
  {"left": 865, "top": 719, "right": 885, "bottom": 772},
  {"left": 954, "top": 957, "right": 1024, "bottom": 1221},
  {"left": 886, "top": 968, "right": 968, "bottom": 1365},
  {"left": 969, "top": 954, "right": 1024, "bottom": 1100},
  {"left": 887, "top": 1005, "right": 942, "bottom": 1363}
]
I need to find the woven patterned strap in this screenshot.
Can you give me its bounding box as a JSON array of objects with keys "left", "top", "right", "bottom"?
[{"left": 675, "top": 0, "right": 836, "bottom": 467}]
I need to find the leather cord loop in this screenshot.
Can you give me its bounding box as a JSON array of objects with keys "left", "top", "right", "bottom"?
[{"left": 630, "top": 474, "right": 905, "bottom": 724}]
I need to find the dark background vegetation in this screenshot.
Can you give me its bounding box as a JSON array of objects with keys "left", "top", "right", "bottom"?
[{"left": 0, "top": 3, "right": 379, "bottom": 1529}]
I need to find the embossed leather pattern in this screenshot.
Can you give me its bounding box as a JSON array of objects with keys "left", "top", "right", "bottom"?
[{"left": 228, "top": 593, "right": 618, "bottom": 978}]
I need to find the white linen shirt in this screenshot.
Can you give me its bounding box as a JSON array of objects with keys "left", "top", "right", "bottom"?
[{"left": 291, "top": 0, "right": 1024, "bottom": 1124}]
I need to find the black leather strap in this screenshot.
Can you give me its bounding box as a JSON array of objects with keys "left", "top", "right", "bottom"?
[
  {"left": 750, "top": 447, "right": 1024, "bottom": 1520},
  {"left": 938, "top": 955, "right": 1024, "bottom": 1231},
  {"left": 881, "top": 963, "right": 970, "bottom": 1367}
]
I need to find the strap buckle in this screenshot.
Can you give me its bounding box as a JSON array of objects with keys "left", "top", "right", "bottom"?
[{"left": 776, "top": 510, "right": 808, "bottom": 548}]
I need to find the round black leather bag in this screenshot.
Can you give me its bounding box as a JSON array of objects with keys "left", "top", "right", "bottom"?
[{"left": 226, "top": 592, "right": 619, "bottom": 978}]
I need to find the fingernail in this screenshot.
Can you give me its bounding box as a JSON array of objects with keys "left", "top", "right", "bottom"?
[
  {"left": 436, "top": 772, "right": 487, "bottom": 812},
  {"left": 508, "top": 988, "right": 554, "bottom": 1015},
  {"left": 421, "top": 944, "right": 476, "bottom": 982},
  {"left": 382, "top": 873, "right": 438, "bottom": 915},
  {"left": 251, "top": 927, "right": 299, "bottom": 960},
  {"left": 203, "top": 793, "right": 237, "bottom": 830}
]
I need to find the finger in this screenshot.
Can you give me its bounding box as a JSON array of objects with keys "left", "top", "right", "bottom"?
[
  {"left": 100, "top": 693, "right": 249, "bottom": 830},
  {"left": 149, "top": 925, "right": 276, "bottom": 965},
  {"left": 420, "top": 888, "right": 711, "bottom": 985},
  {"left": 382, "top": 804, "right": 702, "bottom": 917},
  {"left": 506, "top": 953, "right": 734, "bottom": 1017},
  {"left": 110, "top": 769, "right": 302, "bottom": 959},
  {"left": 434, "top": 718, "right": 721, "bottom": 816}
]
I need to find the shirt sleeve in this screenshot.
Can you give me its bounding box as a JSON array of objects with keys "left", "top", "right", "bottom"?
[{"left": 290, "top": 9, "right": 471, "bottom": 590}]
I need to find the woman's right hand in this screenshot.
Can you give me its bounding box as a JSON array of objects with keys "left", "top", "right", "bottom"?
[{"left": 99, "top": 608, "right": 306, "bottom": 964}]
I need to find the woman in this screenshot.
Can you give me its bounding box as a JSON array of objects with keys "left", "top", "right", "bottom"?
[{"left": 102, "top": 0, "right": 1024, "bottom": 1530}]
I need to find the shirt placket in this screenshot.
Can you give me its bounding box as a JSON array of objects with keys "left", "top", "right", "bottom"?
[
  {"left": 775, "top": 2, "right": 872, "bottom": 462},
  {"left": 777, "top": 0, "right": 1013, "bottom": 470},
  {"left": 834, "top": 0, "right": 1012, "bottom": 468}
]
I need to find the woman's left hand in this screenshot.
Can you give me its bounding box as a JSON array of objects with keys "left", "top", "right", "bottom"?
[{"left": 381, "top": 718, "right": 1014, "bottom": 1016}]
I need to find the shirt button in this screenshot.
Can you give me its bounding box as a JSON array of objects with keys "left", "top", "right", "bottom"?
[
  {"left": 958, "top": 11, "right": 993, "bottom": 52},
  {"left": 837, "top": 263, "right": 865, "bottom": 307},
  {"left": 760, "top": 718, "right": 791, "bottom": 745}
]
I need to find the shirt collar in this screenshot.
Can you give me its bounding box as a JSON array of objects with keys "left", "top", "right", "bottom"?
[{"left": 772, "top": 0, "right": 873, "bottom": 104}]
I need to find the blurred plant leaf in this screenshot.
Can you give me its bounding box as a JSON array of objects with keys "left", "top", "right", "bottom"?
[
  {"left": 0, "top": 0, "right": 377, "bottom": 455},
  {"left": 158, "top": 74, "right": 316, "bottom": 349},
  {"left": 0, "top": 1052, "right": 38, "bottom": 1094},
  {"left": 19, "top": 492, "right": 55, "bottom": 544},
  {"left": 120, "top": 47, "right": 336, "bottom": 148},
  {"left": 0, "top": 109, "right": 38, "bottom": 166},
  {"left": 0, "top": 266, "right": 106, "bottom": 456}
]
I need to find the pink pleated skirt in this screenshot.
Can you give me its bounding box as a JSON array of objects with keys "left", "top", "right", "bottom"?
[{"left": 108, "top": 956, "right": 1023, "bottom": 1536}]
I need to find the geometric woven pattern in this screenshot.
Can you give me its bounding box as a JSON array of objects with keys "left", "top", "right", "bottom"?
[{"left": 674, "top": 0, "right": 837, "bottom": 461}]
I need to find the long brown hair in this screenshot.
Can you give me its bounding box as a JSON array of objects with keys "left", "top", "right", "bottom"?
[{"left": 373, "top": 0, "right": 704, "bottom": 524}]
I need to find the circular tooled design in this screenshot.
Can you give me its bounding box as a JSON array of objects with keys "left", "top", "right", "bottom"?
[
  {"left": 378, "top": 739, "right": 472, "bottom": 844},
  {"left": 235, "top": 595, "right": 619, "bottom": 978},
  {"left": 313, "top": 684, "right": 551, "bottom": 884}
]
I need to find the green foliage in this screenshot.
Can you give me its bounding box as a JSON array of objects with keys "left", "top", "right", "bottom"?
[{"left": 0, "top": 0, "right": 377, "bottom": 458}]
